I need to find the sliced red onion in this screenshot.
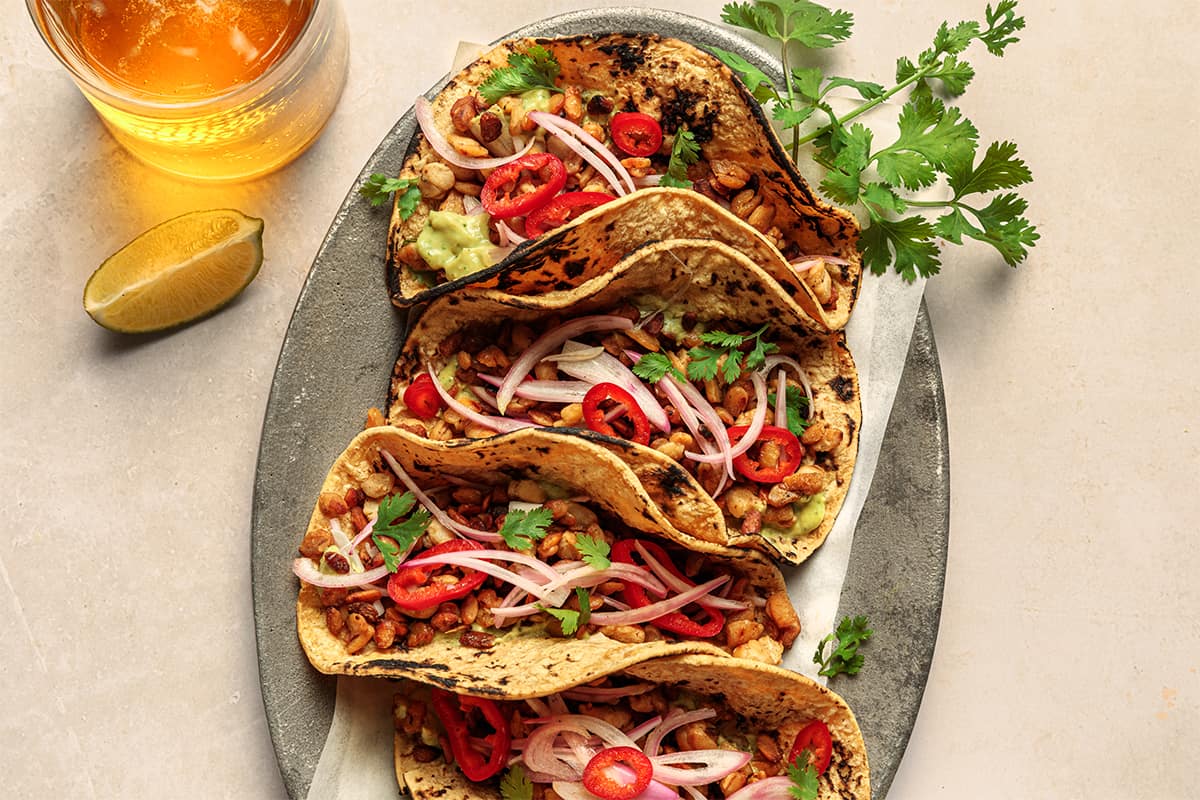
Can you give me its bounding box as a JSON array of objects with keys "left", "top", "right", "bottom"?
[
  {"left": 792, "top": 253, "right": 851, "bottom": 266},
  {"left": 379, "top": 449, "right": 503, "bottom": 543},
  {"left": 652, "top": 366, "right": 717, "bottom": 455},
  {"left": 496, "top": 316, "right": 635, "bottom": 413},
  {"left": 345, "top": 515, "right": 376, "bottom": 554},
  {"left": 724, "top": 776, "right": 797, "bottom": 800},
  {"left": 650, "top": 749, "right": 753, "bottom": 786},
  {"left": 645, "top": 708, "right": 718, "bottom": 758},
  {"left": 401, "top": 552, "right": 569, "bottom": 604},
  {"left": 774, "top": 368, "right": 788, "bottom": 429},
  {"left": 478, "top": 373, "right": 594, "bottom": 404},
  {"left": 561, "top": 683, "right": 655, "bottom": 703},
  {"left": 624, "top": 715, "right": 664, "bottom": 743},
  {"left": 328, "top": 518, "right": 365, "bottom": 572},
  {"left": 602, "top": 595, "right": 631, "bottom": 611},
  {"left": 557, "top": 341, "right": 670, "bottom": 433},
  {"left": 529, "top": 111, "right": 636, "bottom": 195},
  {"left": 542, "top": 345, "right": 606, "bottom": 363},
  {"left": 463, "top": 195, "right": 483, "bottom": 215},
  {"left": 664, "top": 374, "right": 734, "bottom": 479},
  {"left": 415, "top": 96, "right": 535, "bottom": 170},
  {"left": 634, "top": 173, "right": 663, "bottom": 187},
  {"left": 496, "top": 219, "right": 527, "bottom": 246},
  {"left": 632, "top": 542, "right": 747, "bottom": 612},
  {"left": 682, "top": 786, "right": 707, "bottom": 800},
  {"left": 589, "top": 575, "right": 729, "bottom": 626},
  {"left": 762, "top": 355, "right": 813, "bottom": 421},
  {"left": 292, "top": 557, "right": 389, "bottom": 589},
  {"left": 685, "top": 371, "right": 768, "bottom": 464},
  {"left": 403, "top": 547, "right": 563, "bottom": 584},
  {"left": 471, "top": 384, "right": 500, "bottom": 410},
  {"left": 425, "top": 363, "right": 537, "bottom": 433}
]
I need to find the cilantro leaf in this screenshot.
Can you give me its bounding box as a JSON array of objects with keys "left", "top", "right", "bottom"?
[
  {"left": 926, "top": 53, "right": 976, "bottom": 95},
  {"left": 721, "top": 2, "right": 780, "bottom": 38},
  {"left": 787, "top": 755, "right": 820, "bottom": 800},
  {"left": 790, "top": 67, "right": 824, "bottom": 102},
  {"left": 541, "top": 605, "right": 581, "bottom": 636},
  {"left": 685, "top": 346, "right": 723, "bottom": 383},
  {"left": 576, "top": 587, "right": 592, "bottom": 629},
  {"left": 688, "top": 325, "right": 775, "bottom": 384},
  {"left": 372, "top": 492, "right": 431, "bottom": 572},
  {"left": 359, "top": 175, "right": 422, "bottom": 220},
  {"left": 577, "top": 534, "right": 611, "bottom": 570},
  {"left": 499, "top": 507, "right": 553, "bottom": 551},
  {"left": 932, "top": 207, "right": 980, "bottom": 245},
  {"left": 859, "top": 213, "right": 941, "bottom": 280},
  {"left": 822, "top": 76, "right": 884, "bottom": 100},
  {"left": 768, "top": 386, "right": 811, "bottom": 437},
  {"left": 980, "top": 0, "right": 1026, "bottom": 56},
  {"left": 500, "top": 765, "right": 533, "bottom": 800},
  {"left": 760, "top": 0, "right": 854, "bottom": 49},
  {"left": 710, "top": 46, "right": 778, "bottom": 103},
  {"left": 478, "top": 45, "right": 562, "bottom": 104},
  {"left": 660, "top": 129, "right": 701, "bottom": 189},
  {"left": 966, "top": 192, "right": 1040, "bottom": 265},
  {"left": 632, "top": 352, "right": 685, "bottom": 384},
  {"left": 945, "top": 140, "right": 1033, "bottom": 198},
  {"left": 699, "top": 329, "right": 748, "bottom": 348},
  {"left": 774, "top": 104, "right": 817, "bottom": 128},
  {"left": 813, "top": 614, "right": 874, "bottom": 678},
  {"left": 861, "top": 182, "right": 907, "bottom": 215},
  {"left": 745, "top": 328, "right": 779, "bottom": 371}
]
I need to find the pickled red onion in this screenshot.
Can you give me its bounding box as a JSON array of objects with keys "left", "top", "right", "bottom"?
[{"left": 415, "top": 96, "right": 535, "bottom": 170}]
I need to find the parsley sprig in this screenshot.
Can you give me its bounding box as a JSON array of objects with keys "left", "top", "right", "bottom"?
[
  {"left": 713, "top": 1, "right": 1037, "bottom": 280},
  {"left": 371, "top": 492, "right": 431, "bottom": 572},
  {"left": 687, "top": 325, "right": 778, "bottom": 385},
  {"left": 660, "top": 129, "right": 701, "bottom": 189},
  {"left": 787, "top": 752, "right": 820, "bottom": 800},
  {"left": 499, "top": 507, "right": 554, "bottom": 551},
  {"left": 813, "top": 614, "right": 873, "bottom": 677},
  {"left": 359, "top": 174, "right": 422, "bottom": 220},
  {"left": 479, "top": 45, "right": 562, "bottom": 104}
]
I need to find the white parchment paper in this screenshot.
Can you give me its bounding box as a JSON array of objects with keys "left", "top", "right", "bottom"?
[{"left": 304, "top": 52, "right": 926, "bottom": 796}]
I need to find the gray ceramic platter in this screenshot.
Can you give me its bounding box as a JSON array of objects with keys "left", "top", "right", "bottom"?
[{"left": 251, "top": 8, "right": 949, "bottom": 799}]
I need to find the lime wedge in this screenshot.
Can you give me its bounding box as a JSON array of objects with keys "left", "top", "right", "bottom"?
[{"left": 84, "top": 209, "right": 265, "bottom": 334}]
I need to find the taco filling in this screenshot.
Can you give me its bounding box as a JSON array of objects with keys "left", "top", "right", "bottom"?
[
  {"left": 393, "top": 661, "right": 868, "bottom": 800},
  {"left": 294, "top": 445, "right": 799, "bottom": 664},
  {"left": 390, "top": 304, "right": 849, "bottom": 550}
]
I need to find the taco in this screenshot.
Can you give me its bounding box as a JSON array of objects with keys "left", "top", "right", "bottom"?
[
  {"left": 388, "top": 239, "right": 860, "bottom": 565},
  {"left": 294, "top": 426, "right": 803, "bottom": 695},
  {"left": 393, "top": 653, "right": 870, "bottom": 800},
  {"left": 387, "top": 33, "right": 860, "bottom": 329}
]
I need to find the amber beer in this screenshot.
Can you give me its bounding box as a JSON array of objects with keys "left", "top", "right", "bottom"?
[{"left": 28, "top": 0, "right": 349, "bottom": 181}]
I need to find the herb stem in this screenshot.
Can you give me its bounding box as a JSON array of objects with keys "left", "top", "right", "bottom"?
[{"left": 795, "top": 62, "right": 936, "bottom": 147}]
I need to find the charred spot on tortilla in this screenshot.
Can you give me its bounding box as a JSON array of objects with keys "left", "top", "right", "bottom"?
[
  {"left": 597, "top": 39, "right": 647, "bottom": 73},
  {"left": 661, "top": 88, "right": 717, "bottom": 143},
  {"left": 845, "top": 415, "right": 857, "bottom": 445}
]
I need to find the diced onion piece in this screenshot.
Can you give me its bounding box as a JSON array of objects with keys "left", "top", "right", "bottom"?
[
  {"left": 724, "top": 776, "right": 797, "bottom": 800},
  {"left": 684, "top": 371, "right": 769, "bottom": 463},
  {"left": 379, "top": 448, "right": 503, "bottom": 542},
  {"left": 588, "top": 576, "right": 729, "bottom": 626},
  {"left": 496, "top": 316, "right": 635, "bottom": 414},
  {"left": 529, "top": 111, "right": 636, "bottom": 195},
  {"left": 415, "top": 96, "right": 535, "bottom": 170},
  {"left": 557, "top": 342, "right": 671, "bottom": 433},
  {"left": 425, "top": 363, "right": 536, "bottom": 433},
  {"left": 763, "top": 355, "right": 814, "bottom": 421},
  {"left": 292, "top": 558, "right": 388, "bottom": 589}
]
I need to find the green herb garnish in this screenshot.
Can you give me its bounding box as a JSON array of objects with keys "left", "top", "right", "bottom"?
[
  {"left": 813, "top": 614, "right": 873, "bottom": 677},
  {"left": 540, "top": 605, "right": 581, "bottom": 636},
  {"left": 575, "top": 587, "right": 592, "bottom": 629},
  {"left": 576, "top": 534, "right": 611, "bottom": 570},
  {"left": 769, "top": 385, "right": 811, "bottom": 437},
  {"left": 372, "top": 492, "right": 431, "bottom": 572},
  {"left": 499, "top": 506, "right": 554, "bottom": 551},
  {"left": 687, "top": 324, "right": 778, "bottom": 384},
  {"left": 500, "top": 765, "right": 533, "bottom": 800},
  {"left": 713, "top": 1, "right": 1037, "bottom": 280},
  {"left": 479, "top": 45, "right": 562, "bottom": 104},
  {"left": 659, "top": 128, "right": 701, "bottom": 188},
  {"left": 787, "top": 751, "right": 820, "bottom": 800},
  {"left": 359, "top": 174, "right": 422, "bottom": 219},
  {"left": 632, "top": 352, "right": 686, "bottom": 383}
]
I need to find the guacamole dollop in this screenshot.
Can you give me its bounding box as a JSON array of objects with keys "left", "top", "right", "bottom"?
[{"left": 416, "top": 211, "right": 493, "bottom": 281}]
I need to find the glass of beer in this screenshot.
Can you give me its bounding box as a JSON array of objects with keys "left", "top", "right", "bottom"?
[{"left": 27, "top": 0, "right": 349, "bottom": 182}]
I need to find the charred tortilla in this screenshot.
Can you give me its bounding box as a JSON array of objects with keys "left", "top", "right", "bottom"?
[
  {"left": 295, "top": 426, "right": 797, "bottom": 694},
  {"left": 387, "top": 33, "right": 860, "bottom": 330},
  {"left": 388, "top": 239, "right": 860, "bottom": 565},
  {"left": 394, "top": 654, "right": 870, "bottom": 800}
]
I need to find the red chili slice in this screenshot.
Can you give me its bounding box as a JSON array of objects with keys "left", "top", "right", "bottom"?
[
  {"left": 609, "top": 112, "right": 664, "bottom": 157},
  {"left": 387, "top": 539, "right": 487, "bottom": 610},
  {"left": 429, "top": 688, "right": 512, "bottom": 782},
  {"left": 582, "top": 746, "right": 653, "bottom": 800},
  {"left": 788, "top": 719, "right": 833, "bottom": 775},
  {"left": 480, "top": 152, "right": 567, "bottom": 219},
  {"left": 582, "top": 382, "right": 652, "bottom": 446},
  {"left": 728, "top": 424, "right": 804, "bottom": 484},
  {"left": 611, "top": 539, "right": 725, "bottom": 638},
  {"left": 403, "top": 373, "right": 444, "bottom": 420},
  {"left": 524, "top": 191, "right": 617, "bottom": 236}
]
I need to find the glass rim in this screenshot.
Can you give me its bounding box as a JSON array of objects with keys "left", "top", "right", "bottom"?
[{"left": 25, "top": 0, "right": 330, "bottom": 112}]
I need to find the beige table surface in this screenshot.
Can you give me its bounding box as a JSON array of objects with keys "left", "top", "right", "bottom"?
[{"left": 2, "top": 1, "right": 1197, "bottom": 797}]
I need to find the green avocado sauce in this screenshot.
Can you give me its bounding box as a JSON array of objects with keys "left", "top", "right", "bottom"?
[
  {"left": 763, "top": 493, "right": 827, "bottom": 540},
  {"left": 416, "top": 211, "right": 493, "bottom": 281}
]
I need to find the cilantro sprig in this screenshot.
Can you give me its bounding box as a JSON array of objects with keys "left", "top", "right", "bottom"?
[
  {"left": 359, "top": 174, "right": 422, "bottom": 220},
  {"left": 576, "top": 534, "right": 611, "bottom": 570},
  {"left": 371, "top": 492, "right": 431, "bottom": 572},
  {"left": 813, "top": 614, "right": 873, "bottom": 677},
  {"left": 713, "top": 1, "right": 1037, "bottom": 280},
  {"left": 499, "top": 507, "right": 554, "bottom": 551},
  {"left": 479, "top": 45, "right": 562, "bottom": 104},
  {"left": 787, "top": 752, "right": 820, "bottom": 800},
  {"left": 660, "top": 128, "right": 701, "bottom": 189},
  {"left": 632, "top": 352, "right": 685, "bottom": 384},
  {"left": 687, "top": 324, "right": 778, "bottom": 384},
  {"left": 500, "top": 765, "right": 533, "bottom": 800},
  {"left": 769, "top": 385, "right": 811, "bottom": 437}
]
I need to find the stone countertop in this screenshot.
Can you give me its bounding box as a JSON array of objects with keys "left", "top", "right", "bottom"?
[{"left": 1, "top": 1, "right": 1196, "bottom": 797}]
